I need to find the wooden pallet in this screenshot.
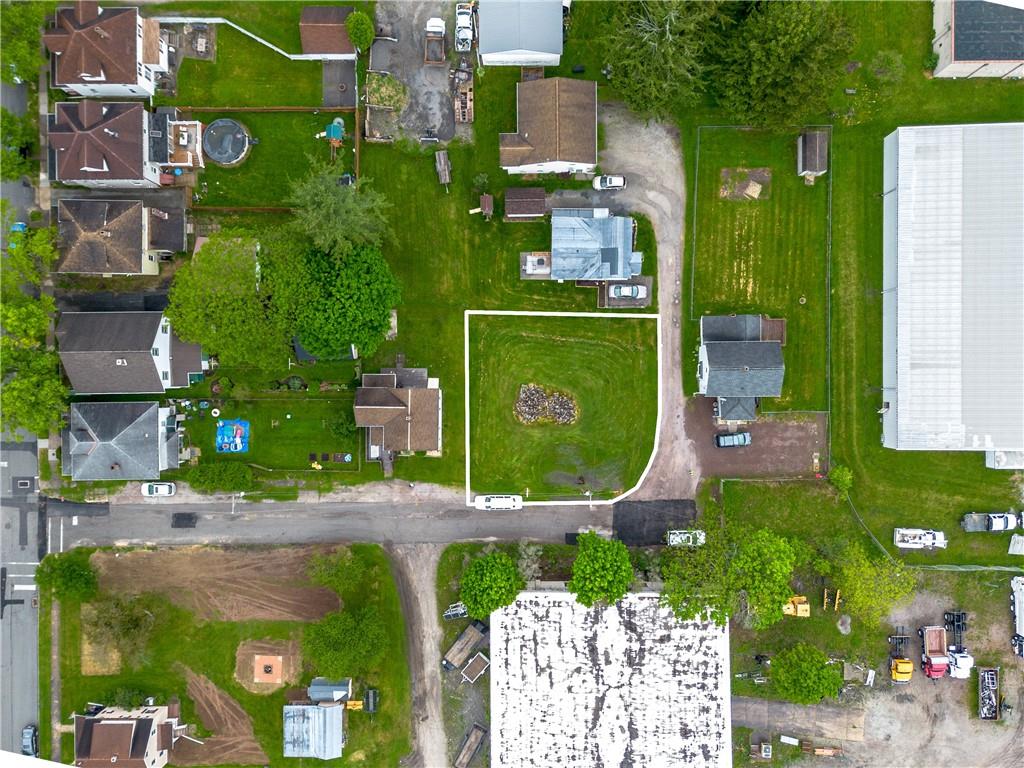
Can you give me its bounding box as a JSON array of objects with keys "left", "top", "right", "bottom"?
[{"left": 455, "top": 85, "right": 474, "bottom": 124}]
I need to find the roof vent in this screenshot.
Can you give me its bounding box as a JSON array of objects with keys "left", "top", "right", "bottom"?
[
  {"left": 115, "top": 358, "right": 127, "bottom": 366},
  {"left": 743, "top": 366, "right": 750, "bottom": 372},
  {"left": 103, "top": 128, "right": 119, "bottom": 138},
  {"left": 94, "top": 26, "right": 110, "bottom": 40}
]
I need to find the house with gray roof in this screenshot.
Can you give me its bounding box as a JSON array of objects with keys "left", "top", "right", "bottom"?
[
  {"left": 62, "top": 401, "right": 179, "bottom": 481},
  {"left": 478, "top": 0, "right": 563, "bottom": 66},
  {"left": 307, "top": 677, "right": 352, "bottom": 703},
  {"left": 527, "top": 208, "right": 641, "bottom": 282},
  {"left": 698, "top": 315, "right": 785, "bottom": 423},
  {"left": 282, "top": 703, "right": 345, "bottom": 760},
  {"left": 932, "top": 0, "right": 1024, "bottom": 79},
  {"left": 56, "top": 311, "right": 206, "bottom": 394},
  {"left": 881, "top": 122, "right": 1024, "bottom": 468}
]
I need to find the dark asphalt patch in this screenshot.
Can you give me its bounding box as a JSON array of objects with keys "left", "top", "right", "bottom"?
[
  {"left": 171, "top": 513, "right": 198, "bottom": 529},
  {"left": 612, "top": 500, "right": 697, "bottom": 546}
]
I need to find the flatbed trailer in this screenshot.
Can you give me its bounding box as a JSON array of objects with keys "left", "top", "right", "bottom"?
[{"left": 454, "top": 723, "right": 487, "bottom": 768}]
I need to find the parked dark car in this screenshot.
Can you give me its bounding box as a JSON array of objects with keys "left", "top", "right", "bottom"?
[
  {"left": 22, "top": 724, "right": 38, "bottom": 756},
  {"left": 714, "top": 431, "right": 751, "bottom": 448}
]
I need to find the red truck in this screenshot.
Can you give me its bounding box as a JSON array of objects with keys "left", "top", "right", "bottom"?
[{"left": 919, "top": 625, "right": 949, "bottom": 678}]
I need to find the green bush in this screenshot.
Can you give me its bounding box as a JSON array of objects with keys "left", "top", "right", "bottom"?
[
  {"left": 771, "top": 643, "right": 843, "bottom": 704},
  {"left": 186, "top": 463, "right": 255, "bottom": 493},
  {"left": 459, "top": 552, "right": 525, "bottom": 618},
  {"left": 36, "top": 550, "right": 98, "bottom": 602},
  {"left": 828, "top": 464, "right": 854, "bottom": 495},
  {"left": 329, "top": 412, "right": 357, "bottom": 440},
  {"left": 107, "top": 687, "right": 147, "bottom": 709},
  {"left": 568, "top": 531, "right": 633, "bottom": 607},
  {"left": 308, "top": 548, "right": 365, "bottom": 594},
  {"left": 924, "top": 51, "right": 940, "bottom": 71},
  {"left": 345, "top": 10, "right": 375, "bottom": 53},
  {"left": 303, "top": 607, "right": 385, "bottom": 677}
]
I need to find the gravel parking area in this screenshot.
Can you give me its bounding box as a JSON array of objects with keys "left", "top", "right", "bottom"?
[{"left": 688, "top": 397, "right": 827, "bottom": 477}]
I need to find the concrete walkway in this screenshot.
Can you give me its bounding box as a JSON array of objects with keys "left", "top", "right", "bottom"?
[{"left": 731, "top": 695, "right": 866, "bottom": 742}]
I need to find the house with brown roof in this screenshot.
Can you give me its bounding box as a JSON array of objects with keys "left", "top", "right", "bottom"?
[
  {"left": 300, "top": 6, "right": 357, "bottom": 58},
  {"left": 500, "top": 77, "right": 597, "bottom": 175},
  {"left": 48, "top": 101, "right": 202, "bottom": 188},
  {"left": 56, "top": 311, "right": 207, "bottom": 395},
  {"left": 73, "top": 701, "right": 190, "bottom": 768},
  {"left": 354, "top": 362, "right": 442, "bottom": 475},
  {"left": 56, "top": 199, "right": 186, "bottom": 275},
  {"left": 44, "top": 2, "right": 169, "bottom": 98}
]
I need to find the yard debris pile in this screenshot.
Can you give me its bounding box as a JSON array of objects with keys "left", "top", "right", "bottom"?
[
  {"left": 720, "top": 167, "right": 773, "bottom": 200},
  {"left": 514, "top": 384, "right": 578, "bottom": 425}
]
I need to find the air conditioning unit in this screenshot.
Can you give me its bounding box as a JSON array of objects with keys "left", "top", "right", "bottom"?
[{"left": 151, "top": 130, "right": 163, "bottom": 138}]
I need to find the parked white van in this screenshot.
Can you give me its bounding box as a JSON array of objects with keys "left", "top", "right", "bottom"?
[{"left": 474, "top": 495, "right": 523, "bottom": 511}]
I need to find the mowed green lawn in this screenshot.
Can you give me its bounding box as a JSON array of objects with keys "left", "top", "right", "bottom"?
[
  {"left": 197, "top": 111, "right": 344, "bottom": 207},
  {"left": 468, "top": 315, "right": 658, "bottom": 500},
  {"left": 690, "top": 128, "right": 829, "bottom": 411}
]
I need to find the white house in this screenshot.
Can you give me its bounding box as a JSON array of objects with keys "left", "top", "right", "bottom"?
[
  {"left": 478, "top": 0, "right": 564, "bottom": 67},
  {"left": 932, "top": 0, "right": 1024, "bottom": 78},
  {"left": 499, "top": 77, "right": 597, "bottom": 175},
  {"left": 44, "top": 2, "right": 169, "bottom": 97}
]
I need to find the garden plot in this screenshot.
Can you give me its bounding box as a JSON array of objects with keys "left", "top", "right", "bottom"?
[{"left": 467, "top": 314, "right": 658, "bottom": 501}]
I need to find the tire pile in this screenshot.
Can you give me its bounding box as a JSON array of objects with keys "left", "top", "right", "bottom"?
[{"left": 514, "top": 384, "right": 578, "bottom": 425}]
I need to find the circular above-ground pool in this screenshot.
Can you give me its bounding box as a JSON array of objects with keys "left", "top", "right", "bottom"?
[{"left": 203, "top": 118, "right": 251, "bottom": 166}]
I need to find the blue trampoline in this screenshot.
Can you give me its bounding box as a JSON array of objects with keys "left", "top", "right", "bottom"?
[{"left": 215, "top": 419, "right": 250, "bottom": 453}]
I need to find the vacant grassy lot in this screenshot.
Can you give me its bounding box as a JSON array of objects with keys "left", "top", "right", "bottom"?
[
  {"left": 689, "top": 128, "right": 829, "bottom": 411},
  {"left": 196, "top": 111, "right": 346, "bottom": 207},
  {"left": 53, "top": 545, "right": 410, "bottom": 767},
  {"left": 468, "top": 315, "right": 658, "bottom": 500}
]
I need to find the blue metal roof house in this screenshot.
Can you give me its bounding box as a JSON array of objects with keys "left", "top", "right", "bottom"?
[{"left": 547, "top": 208, "right": 642, "bottom": 281}]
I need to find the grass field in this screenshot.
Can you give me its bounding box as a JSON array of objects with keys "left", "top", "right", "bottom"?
[
  {"left": 196, "top": 111, "right": 346, "bottom": 207},
  {"left": 689, "top": 128, "right": 829, "bottom": 411},
  {"left": 468, "top": 315, "right": 658, "bottom": 500}
]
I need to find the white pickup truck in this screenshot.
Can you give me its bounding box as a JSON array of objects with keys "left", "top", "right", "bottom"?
[
  {"left": 894, "top": 528, "right": 948, "bottom": 550},
  {"left": 962, "top": 512, "right": 1019, "bottom": 533}
]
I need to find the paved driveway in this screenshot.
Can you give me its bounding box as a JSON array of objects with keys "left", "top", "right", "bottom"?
[{"left": 732, "top": 695, "right": 866, "bottom": 742}]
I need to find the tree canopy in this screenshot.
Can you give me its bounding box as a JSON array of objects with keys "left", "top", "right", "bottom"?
[
  {"left": 715, "top": 0, "right": 854, "bottom": 128},
  {"left": 289, "top": 166, "right": 391, "bottom": 258},
  {"left": 0, "top": 1, "right": 54, "bottom": 85},
  {"left": 731, "top": 528, "right": 796, "bottom": 628},
  {"left": 303, "top": 607, "right": 386, "bottom": 677},
  {"left": 297, "top": 246, "right": 401, "bottom": 359},
  {"left": 90, "top": 595, "right": 161, "bottom": 668},
  {"left": 660, "top": 522, "right": 735, "bottom": 625},
  {"left": 771, "top": 643, "right": 844, "bottom": 704},
  {"left": 833, "top": 541, "right": 914, "bottom": 627},
  {"left": 345, "top": 10, "right": 375, "bottom": 53},
  {"left": 459, "top": 552, "right": 525, "bottom": 618},
  {"left": 568, "top": 531, "right": 634, "bottom": 607},
  {"left": 603, "top": 0, "right": 730, "bottom": 119},
  {"left": 1, "top": 107, "right": 38, "bottom": 181},
  {"left": 185, "top": 462, "right": 255, "bottom": 494}
]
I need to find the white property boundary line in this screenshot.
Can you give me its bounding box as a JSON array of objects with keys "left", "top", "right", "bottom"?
[{"left": 464, "top": 310, "right": 663, "bottom": 508}]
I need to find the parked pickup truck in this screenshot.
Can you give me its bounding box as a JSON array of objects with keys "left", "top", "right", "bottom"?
[
  {"left": 894, "top": 528, "right": 948, "bottom": 550},
  {"left": 424, "top": 17, "right": 446, "bottom": 65},
  {"left": 961, "top": 512, "right": 1019, "bottom": 533}
]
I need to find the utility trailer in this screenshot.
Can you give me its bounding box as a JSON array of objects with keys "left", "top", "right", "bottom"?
[
  {"left": 894, "top": 528, "right": 948, "bottom": 550},
  {"left": 424, "top": 17, "right": 446, "bottom": 65},
  {"left": 961, "top": 512, "right": 1019, "bottom": 533},
  {"left": 979, "top": 667, "right": 1001, "bottom": 721},
  {"left": 443, "top": 619, "right": 487, "bottom": 670}
]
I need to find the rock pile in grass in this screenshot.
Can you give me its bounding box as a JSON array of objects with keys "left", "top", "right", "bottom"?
[{"left": 514, "top": 384, "right": 578, "bottom": 425}]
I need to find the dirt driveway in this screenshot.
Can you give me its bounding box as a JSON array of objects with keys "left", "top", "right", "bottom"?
[
  {"left": 372, "top": 1, "right": 455, "bottom": 140},
  {"left": 172, "top": 666, "right": 268, "bottom": 766},
  {"left": 687, "top": 397, "right": 828, "bottom": 477},
  {"left": 552, "top": 102, "right": 699, "bottom": 500}
]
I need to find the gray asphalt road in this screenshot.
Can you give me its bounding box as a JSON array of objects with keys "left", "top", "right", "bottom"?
[
  {"left": 1, "top": 441, "right": 41, "bottom": 754},
  {"left": 62, "top": 499, "right": 612, "bottom": 549},
  {"left": 1, "top": 81, "right": 36, "bottom": 237}
]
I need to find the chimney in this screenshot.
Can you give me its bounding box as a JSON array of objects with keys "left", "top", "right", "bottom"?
[{"left": 75, "top": 1, "right": 100, "bottom": 25}]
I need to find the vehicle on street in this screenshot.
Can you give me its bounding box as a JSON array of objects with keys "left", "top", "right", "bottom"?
[
  {"left": 610, "top": 283, "right": 647, "bottom": 300},
  {"left": 7, "top": 220, "right": 28, "bottom": 250},
  {"left": 21, "top": 724, "right": 38, "bottom": 756},
  {"left": 962, "top": 512, "right": 1019, "bottom": 532},
  {"left": 474, "top": 494, "right": 523, "bottom": 511},
  {"left": 455, "top": 3, "right": 474, "bottom": 52},
  {"left": 714, "top": 431, "right": 751, "bottom": 448},
  {"left": 888, "top": 627, "right": 913, "bottom": 684},
  {"left": 592, "top": 175, "right": 627, "bottom": 191},
  {"left": 141, "top": 482, "right": 176, "bottom": 497},
  {"left": 424, "top": 17, "right": 446, "bottom": 64},
  {"left": 893, "top": 528, "right": 948, "bottom": 550}
]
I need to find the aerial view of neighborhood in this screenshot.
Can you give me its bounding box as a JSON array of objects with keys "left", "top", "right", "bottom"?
[{"left": 0, "top": 0, "right": 1022, "bottom": 766}]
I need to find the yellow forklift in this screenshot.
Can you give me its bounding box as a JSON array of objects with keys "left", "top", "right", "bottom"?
[{"left": 888, "top": 626, "right": 913, "bottom": 684}]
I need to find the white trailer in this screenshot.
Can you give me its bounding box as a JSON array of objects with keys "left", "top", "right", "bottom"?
[{"left": 894, "top": 528, "right": 948, "bottom": 550}]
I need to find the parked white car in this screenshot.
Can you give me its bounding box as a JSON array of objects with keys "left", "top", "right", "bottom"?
[
  {"left": 592, "top": 175, "right": 627, "bottom": 191},
  {"left": 455, "top": 3, "right": 474, "bottom": 53},
  {"left": 141, "top": 482, "right": 176, "bottom": 497},
  {"left": 610, "top": 283, "right": 647, "bottom": 300},
  {"left": 474, "top": 494, "right": 523, "bottom": 511}
]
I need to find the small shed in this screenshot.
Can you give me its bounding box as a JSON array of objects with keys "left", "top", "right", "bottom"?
[
  {"left": 504, "top": 187, "right": 547, "bottom": 219},
  {"left": 443, "top": 620, "right": 487, "bottom": 670},
  {"left": 797, "top": 130, "right": 829, "bottom": 178},
  {"left": 480, "top": 194, "right": 494, "bottom": 221},
  {"left": 283, "top": 703, "right": 345, "bottom": 759}
]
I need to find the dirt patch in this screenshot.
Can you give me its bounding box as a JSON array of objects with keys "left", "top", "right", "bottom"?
[
  {"left": 687, "top": 397, "right": 828, "bottom": 477},
  {"left": 79, "top": 603, "right": 121, "bottom": 676},
  {"left": 92, "top": 546, "right": 340, "bottom": 621},
  {"left": 172, "top": 665, "right": 268, "bottom": 767},
  {"left": 720, "top": 167, "right": 772, "bottom": 200},
  {"left": 234, "top": 637, "right": 301, "bottom": 694}
]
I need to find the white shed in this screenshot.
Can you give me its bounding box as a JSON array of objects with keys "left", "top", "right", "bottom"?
[{"left": 478, "top": 0, "right": 563, "bottom": 67}]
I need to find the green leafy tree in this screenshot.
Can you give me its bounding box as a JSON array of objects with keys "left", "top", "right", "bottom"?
[
  {"left": 716, "top": 0, "right": 854, "bottom": 128},
  {"left": 1, "top": 106, "right": 37, "bottom": 181},
  {"left": 0, "top": 1, "right": 54, "bottom": 85},
  {"left": 297, "top": 246, "right": 401, "bottom": 359},
  {"left": 2, "top": 225, "right": 58, "bottom": 293},
  {"left": 1, "top": 294, "right": 54, "bottom": 346},
  {"left": 568, "top": 531, "right": 633, "bottom": 608},
  {"left": 166, "top": 232, "right": 295, "bottom": 370},
  {"left": 303, "top": 607, "right": 386, "bottom": 677},
  {"left": 730, "top": 529, "right": 796, "bottom": 628},
  {"left": 459, "top": 552, "right": 524, "bottom": 618},
  {"left": 603, "top": 0, "right": 729, "bottom": 118},
  {"left": 771, "top": 643, "right": 843, "bottom": 704},
  {"left": 90, "top": 596, "right": 160, "bottom": 668},
  {"left": 289, "top": 167, "right": 391, "bottom": 258},
  {"left": 660, "top": 523, "right": 735, "bottom": 625},
  {"left": 0, "top": 342, "right": 69, "bottom": 436},
  {"left": 345, "top": 10, "right": 375, "bottom": 53},
  {"left": 36, "top": 550, "right": 98, "bottom": 601},
  {"left": 186, "top": 463, "right": 255, "bottom": 494},
  {"left": 828, "top": 464, "right": 854, "bottom": 495},
  {"left": 833, "top": 541, "right": 914, "bottom": 627}
]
